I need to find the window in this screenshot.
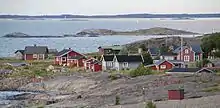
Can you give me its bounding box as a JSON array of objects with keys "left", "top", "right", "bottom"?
[
  {"left": 185, "top": 49, "right": 189, "bottom": 54},
  {"left": 39, "top": 54, "right": 44, "bottom": 59},
  {"left": 33, "top": 54, "right": 37, "bottom": 58},
  {"left": 195, "top": 55, "right": 200, "bottom": 61},
  {"left": 160, "top": 65, "right": 166, "bottom": 69},
  {"left": 56, "top": 57, "right": 59, "bottom": 61},
  {"left": 184, "top": 56, "right": 190, "bottom": 62},
  {"left": 123, "top": 62, "right": 128, "bottom": 68},
  {"left": 107, "top": 62, "right": 113, "bottom": 67},
  {"left": 62, "top": 57, "right": 66, "bottom": 61}
]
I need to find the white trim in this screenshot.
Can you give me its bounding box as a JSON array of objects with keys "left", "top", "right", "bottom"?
[
  {"left": 158, "top": 60, "right": 175, "bottom": 66},
  {"left": 62, "top": 57, "right": 66, "bottom": 61},
  {"left": 57, "top": 50, "right": 72, "bottom": 57},
  {"left": 56, "top": 50, "right": 85, "bottom": 57},
  {"left": 160, "top": 65, "right": 167, "bottom": 69},
  {"left": 33, "top": 54, "right": 38, "bottom": 59},
  {"left": 122, "top": 62, "right": 129, "bottom": 68},
  {"left": 196, "top": 68, "right": 214, "bottom": 74}
]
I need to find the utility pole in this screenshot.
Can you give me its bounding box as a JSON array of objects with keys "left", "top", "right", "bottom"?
[{"left": 180, "top": 37, "right": 183, "bottom": 61}]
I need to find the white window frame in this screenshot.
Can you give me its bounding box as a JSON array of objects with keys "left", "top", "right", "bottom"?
[
  {"left": 123, "top": 62, "right": 128, "bottom": 68},
  {"left": 160, "top": 65, "right": 166, "bottom": 69},
  {"left": 184, "top": 55, "right": 190, "bottom": 62},
  {"left": 33, "top": 54, "right": 37, "bottom": 58},
  {"left": 185, "top": 49, "right": 189, "bottom": 54},
  {"left": 39, "top": 54, "right": 44, "bottom": 58},
  {"left": 107, "top": 62, "right": 113, "bottom": 67},
  {"left": 56, "top": 57, "right": 59, "bottom": 61}
]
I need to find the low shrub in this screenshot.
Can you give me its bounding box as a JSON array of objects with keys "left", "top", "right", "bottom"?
[
  {"left": 108, "top": 74, "right": 120, "bottom": 80},
  {"left": 130, "top": 64, "right": 152, "bottom": 77},
  {"left": 202, "top": 86, "right": 220, "bottom": 92},
  {"left": 145, "top": 101, "right": 156, "bottom": 108},
  {"left": 115, "top": 95, "right": 120, "bottom": 105},
  {"left": 4, "top": 65, "right": 14, "bottom": 70}
]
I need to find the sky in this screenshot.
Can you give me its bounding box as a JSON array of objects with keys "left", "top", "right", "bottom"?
[{"left": 0, "top": 0, "right": 220, "bottom": 15}]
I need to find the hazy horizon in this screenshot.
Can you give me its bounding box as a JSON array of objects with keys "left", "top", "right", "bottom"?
[{"left": 0, "top": 0, "right": 220, "bottom": 15}]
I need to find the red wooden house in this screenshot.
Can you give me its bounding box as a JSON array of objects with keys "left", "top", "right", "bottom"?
[
  {"left": 55, "top": 48, "right": 86, "bottom": 67},
  {"left": 84, "top": 58, "right": 102, "bottom": 72},
  {"left": 24, "top": 45, "right": 49, "bottom": 60},
  {"left": 173, "top": 45, "right": 203, "bottom": 62},
  {"left": 145, "top": 60, "right": 174, "bottom": 71}
]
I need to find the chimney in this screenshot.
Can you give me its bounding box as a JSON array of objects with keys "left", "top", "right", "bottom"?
[{"left": 138, "top": 48, "right": 142, "bottom": 54}]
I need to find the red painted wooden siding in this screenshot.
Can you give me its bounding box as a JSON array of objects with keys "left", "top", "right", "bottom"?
[
  {"left": 150, "top": 65, "right": 157, "bottom": 70},
  {"left": 168, "top": 89, "right": 184, "bottom": 100},
  {"left": 92, "top": 64, "right": 102, "bottom": 72},
  {"left": 68, "top": 51, "right": 82, "bottom": 57},
  {"left": 55, "top": 50, "right": 84, "bottom": 67},
  {"left": 178, "top": 48, "right": 194, "bottom": 62},
  {"left": 158, "top": 61, "right": 173, "bottom": 70},
  {"left": 25, "top": 54, "right": 34, "bottom": 60}
]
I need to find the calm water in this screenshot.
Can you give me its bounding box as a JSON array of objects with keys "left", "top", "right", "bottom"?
[
  {"left": 0, "top": 18, "right": 220, "bottom": 57},
  {"left": 0, "top": 91, "right": 30, "bottom": 105}
]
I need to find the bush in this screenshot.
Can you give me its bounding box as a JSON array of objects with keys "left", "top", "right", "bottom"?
[
  {"left": 202, "top": 86, "right": 220, "bottom": 92},
  {"left": 108, "top": 74, "right": 118, "bottom": 80},
  {"left": 145, "top": 101, "right": 156, "bottom": 108},
  {"left": 4, "top": 65, "right": 14, "bottom": 70},
  {"left": 130, "top": 64, "right": 152, "bottom": 77},
  {"left": 115, "top": 95, "right": 120, "bottom": 105}
]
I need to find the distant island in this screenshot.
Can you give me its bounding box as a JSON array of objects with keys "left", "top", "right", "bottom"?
[
  {"left": 2, "top": 27, "right": 198, "bottom": 38},
  {"left": 0, "top": 13, "right": 220, "bottom": 19},
  {"left": 76, "top": 27, "right": 199, "bottom": 36}
]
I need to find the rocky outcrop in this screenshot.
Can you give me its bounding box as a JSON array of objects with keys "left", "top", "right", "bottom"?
[
  {"left": 0, "top": 77, "right": 32, "bottom": 91},
  {"left": 76, "top": 27, "right": 199, "bottom": 36},
  {"left": 3, "top": 32, "right": 29, "bottom": 37}
]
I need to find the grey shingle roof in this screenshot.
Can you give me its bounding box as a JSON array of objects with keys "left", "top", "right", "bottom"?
[
  {"left": 148, "top": 48, "right": 159, "bottom": 55},
  {"left": 168, "top": 68, "right": 201, "bottom": 73},
  {"left": 115, "top": 55, "right": 143, "bottom": 62},
  {"left": 56, "top": 49, "right": 71, "bottom": 56},
  {"left": 24, "top": 46, "right": 48, "bottom": 54},
  {"left": 103, "top": 55, "right": 114, "bottom": 61},
  {"left": 172, "top": 46, "right": 188, "bottom": 53},
  {"left": 168, "top": 68, "right": 214, "bottom": 73},
  {"left": 15, "top": 50, "right": 25, "bottom": 54},
  {"left": 191, "top": 44, "right": 203, "bottom": 53},
  {"left": 172, "top": 45, "right": 203, "bottom": 54},
  {"left": 161, "top": 52, "right": 177, "bottom": 56}
]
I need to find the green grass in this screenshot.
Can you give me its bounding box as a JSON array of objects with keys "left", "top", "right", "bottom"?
[{"left": 145, "top": 101, "right": 157, "bottom": 108}]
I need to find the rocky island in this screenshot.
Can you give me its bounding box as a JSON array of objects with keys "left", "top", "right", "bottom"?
[
  {"left": 2, "top": 27, "right": 198, "bottom": 38},
  {"left": 76, "top": 27, "right": 199, "bottom": 36},
  {"left": 2, "top": 32, "right": 64, "bottom": 38}
]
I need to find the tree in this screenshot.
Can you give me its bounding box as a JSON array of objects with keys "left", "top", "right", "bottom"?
[
  {"left": 119, "top": 47, "right": 128, "bottom": 55},
  {"left": 159, "top": 44, "right": 169, "bottom": 54},
  {"left": 139, "top": 44, "right": 148, "bottom": 52},
  {"left": 130, "top": 64, "right": 152, "bottom": 77},
  {"left": 142, "top": 52, "right": 153, "bottom": 65},
  {"left": 201, "top": 33, "right": 220, "bottom": 58}
]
